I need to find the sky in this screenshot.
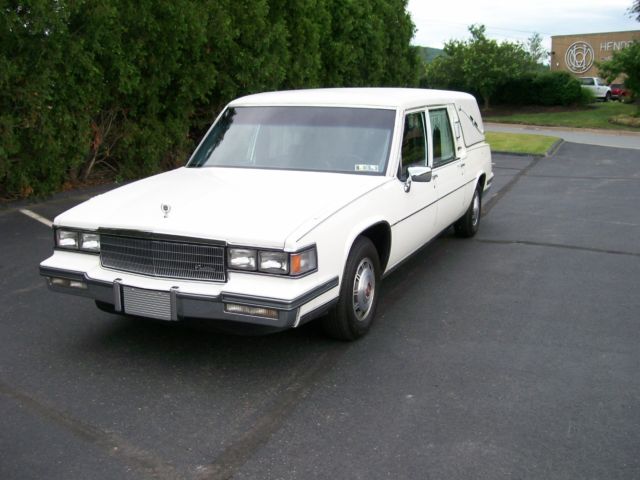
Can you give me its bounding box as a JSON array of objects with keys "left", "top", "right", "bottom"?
[{"left": 407, "top": 0, "right": 639, "bottom": 50}]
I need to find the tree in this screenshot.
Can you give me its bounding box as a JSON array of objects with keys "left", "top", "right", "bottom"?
[
  {"left": 598, "top": 42, "right": 640, "bottom": 106},
  {"left": 598, "top": 1, "right": 639, "bottom": 108},
  {"left": 0, "top": 1, "right": 96, "bottom": 196},
  {"left": 527, "top": 32, "right": 548, "bottom": 67},
  {"left": 425, "top": 25, "right": 534, "bottom": 109},
  {"left": 318, "top": 0, "right": 418, "bottom": 87},
  {"left": 1, "top": 0, "right": 420, "bottom": 198}
]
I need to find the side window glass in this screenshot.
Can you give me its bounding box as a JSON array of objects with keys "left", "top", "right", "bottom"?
[
  {"left": 399, "top": 112, "right": 426, "bottom": 180},
  {"left": 429, "top": 109, "right": 455, "bottom": 168}
]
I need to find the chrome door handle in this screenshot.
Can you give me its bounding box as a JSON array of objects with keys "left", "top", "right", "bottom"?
[
  {"left": 460, "top": 162, "right": 466, "bottom": 167},
  {"left": 432, "top": 174, "right": 439, "bottom": 180}
]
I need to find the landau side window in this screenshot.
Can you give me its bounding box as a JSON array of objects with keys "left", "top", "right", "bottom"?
[
  {"left": 399, "top": 111, "right": 427, "bottom": 181},
  {"left": 429, "top": 108, "right": 456, "bottom": 168}
]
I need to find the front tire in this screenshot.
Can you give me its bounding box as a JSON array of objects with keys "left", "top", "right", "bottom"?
[
  {"left": 322, "top": 236, "right": 380, "bottom": 341},
  {"left": 454, "top": 186, "right": 481, "bottom": 238},
  {"left": 604, "top": 91, "right": 611, "bottom": 102}
]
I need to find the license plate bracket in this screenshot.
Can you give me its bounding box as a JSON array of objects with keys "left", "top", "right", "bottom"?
[{"left": 122, "top": 286, "right": 173, "bottom": 321}]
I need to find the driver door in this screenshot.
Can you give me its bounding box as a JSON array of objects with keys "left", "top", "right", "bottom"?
[{"left": 387, "top": 110, "right": 440, "bottom": 267}]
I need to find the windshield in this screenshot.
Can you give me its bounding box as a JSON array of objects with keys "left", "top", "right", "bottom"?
[{"left": 188, "top": 106, "right": 395, "bottom": 175}]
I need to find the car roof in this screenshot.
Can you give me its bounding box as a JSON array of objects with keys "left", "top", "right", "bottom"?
[{"left": 229, "top": 88, "right": 477, "bottom": 110}]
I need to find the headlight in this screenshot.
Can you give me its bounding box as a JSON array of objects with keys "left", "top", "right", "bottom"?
[
  {"left": 259, "top": 251, "right": 289, "bottom": 274},
  {"left": 56, "top": 230, "right": 79, "bottom": 249},
  {"left": 228, "top": 248, "right": 257, "bottom": 271},
  {"left": 80, "top": 233, "right": 100, "bottom": 252},
  {"left": 228, "top": 246, "right": 317, "bottom": 277},
  {"left": 55, "top": 229, "right": 100, "bottom": 252}
]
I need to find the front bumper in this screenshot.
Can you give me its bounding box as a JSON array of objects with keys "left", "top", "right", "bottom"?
[{"left": 40, "top": 265, "right": 338, "bottom": 329}]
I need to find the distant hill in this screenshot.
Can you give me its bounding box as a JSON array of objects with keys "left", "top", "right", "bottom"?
[{"left": 416, "top": 46, "right": 443, "bottom": 64}]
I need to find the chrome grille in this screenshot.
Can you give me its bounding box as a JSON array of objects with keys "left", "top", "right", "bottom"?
[{"left": 100, "top": 235, "right": 225, "bottom": 282}]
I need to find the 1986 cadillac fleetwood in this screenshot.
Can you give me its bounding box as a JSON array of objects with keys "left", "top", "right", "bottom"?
[{"left": 40, "top": 88, "right": 493, "bottom": 340}]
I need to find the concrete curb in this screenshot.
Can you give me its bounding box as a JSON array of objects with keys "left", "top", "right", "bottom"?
[
  {"left": 546, "top": 138, "right": 565, "bottom": 157},
  {"left": 490, "top": 150, "right": 538, "bottom": 157}
]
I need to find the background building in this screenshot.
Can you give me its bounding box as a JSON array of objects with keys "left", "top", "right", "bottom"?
[{"left": 551, "top": 30, "right": 640, "bottom": 79}]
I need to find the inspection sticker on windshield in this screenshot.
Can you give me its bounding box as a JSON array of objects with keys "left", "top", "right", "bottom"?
[{"left": 355, "top": 164, "right": 379, "bottom": 172}]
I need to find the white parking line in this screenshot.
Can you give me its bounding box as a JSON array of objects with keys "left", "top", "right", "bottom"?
[{"left": 19, "top": 209, "right": 53, "bottom": 228}]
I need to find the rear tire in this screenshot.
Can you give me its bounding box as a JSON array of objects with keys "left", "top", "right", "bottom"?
[
  {"left": 454, "top": 186, "right": 481, "bottom": 238},
  {"left": 322, "top": 236, "right": 380, "bottom": 341}
]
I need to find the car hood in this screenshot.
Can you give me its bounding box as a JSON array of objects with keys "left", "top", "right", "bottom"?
[{"left": 55, "top": 167, "right": 390, "bottom": 248}]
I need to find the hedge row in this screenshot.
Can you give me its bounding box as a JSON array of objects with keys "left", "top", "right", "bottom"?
[
  {"left": 0, "top": 0, "right": 419, "bottom": 198},
  {"left": 494, "top": 71, "right": 590, "bottom": 106}
]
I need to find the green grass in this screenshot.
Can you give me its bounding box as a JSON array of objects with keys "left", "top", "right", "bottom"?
[
  {"left": 485, "top": 102, "right": 640, "bottom": 131},
  {"left": 485, "top": 132, "right": 561, "bottom": 156}
]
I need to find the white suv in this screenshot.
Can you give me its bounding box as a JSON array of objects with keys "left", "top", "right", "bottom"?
[{"left": 579, "top": 77, "right": 612, "bottom": 101}]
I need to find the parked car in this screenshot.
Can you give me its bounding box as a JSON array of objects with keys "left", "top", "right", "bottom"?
[
  {"left": 40, "top": 88, "right": 493, "bottom": 340},
  {"left": 609, "top": 83, "right": 629, "bottom": 101},
  {"left": 579, "top": 77, "right": 612, "bottom": 101}
]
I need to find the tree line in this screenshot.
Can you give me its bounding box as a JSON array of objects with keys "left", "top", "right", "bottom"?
[
  {"left": 424, "top": 19, "right": 639, "bottom": 111},
  {"left": 0, "top": 0, "right": 419, "bottom": 198},
  {"left": 423, "top": 25, "right": 590, "bottom": 110}
]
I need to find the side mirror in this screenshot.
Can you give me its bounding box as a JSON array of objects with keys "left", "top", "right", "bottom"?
[
  {"left": 404, "top": 166, "right": 432, "bottom": 192},
  {"left": 408, "top": 166, "right": 432, "bottom": 182}
]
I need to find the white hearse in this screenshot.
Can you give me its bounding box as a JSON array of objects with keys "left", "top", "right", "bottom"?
[{"left": 40, "top": 88, "right": 493, "bottom": 340}]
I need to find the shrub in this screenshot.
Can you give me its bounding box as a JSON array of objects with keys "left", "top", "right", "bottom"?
[
  {"left": 533, "top": 71, "right": 585, "bottom": 106},
  {"left": 494, "top": 71, "right": 587, "bottom": 107},
  {"left": 1, "top": 0, "right": 420, "bottom": 199},
  {"left": 495, "top": 73, "right": 537, "bottom": 105},
  {"left": 578, "top": 87, "right": 596, "bottom": 105},
  {"left": 423, "top": 25, "right": 535, "bottom": 109}
]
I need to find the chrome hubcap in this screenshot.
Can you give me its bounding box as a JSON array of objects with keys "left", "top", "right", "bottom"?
[
  {"left": 471, "top": 192, "right": 480, "bottom": 226},
  {"left": 352, "top": 258, "right": 375, "bottom": 321}
]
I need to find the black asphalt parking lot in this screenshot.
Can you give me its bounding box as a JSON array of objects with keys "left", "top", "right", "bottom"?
[{"left": 1, "top": 142, "right": 639, "bottom": 479}]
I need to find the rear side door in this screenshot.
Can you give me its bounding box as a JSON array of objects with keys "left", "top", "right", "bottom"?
[{"left": 427, "top": 107, "right": 468, "bottom": 231}]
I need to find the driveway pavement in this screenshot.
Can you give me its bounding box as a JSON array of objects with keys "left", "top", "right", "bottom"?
[
  {"left": 1, "top": 142, "right": 639, "bottom": 479},
  {"left": 485, "top": 122, "right": 640, "bottom": 150}
]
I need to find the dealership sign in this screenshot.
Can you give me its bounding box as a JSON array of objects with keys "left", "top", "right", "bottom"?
[
  {"left": 565, "top": 41, "right": 594, "bottom": 74},
  {"left": 551, "top": 31, "right": 639, "bottom": 77},
  {"left": 600, "top": 41, "right": 634, "bottom": 51}
]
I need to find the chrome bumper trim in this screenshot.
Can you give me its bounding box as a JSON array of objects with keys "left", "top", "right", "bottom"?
[
  {"left": 220, "top": 277, "right": 339, "bottom": 311},
  {"left": 39, "top": 266, "right": 338, "bottom": 329},
  {"left": 113, "top": 279, "right": 123, "bottom": 312}
]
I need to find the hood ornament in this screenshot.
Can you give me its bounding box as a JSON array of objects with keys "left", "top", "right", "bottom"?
[{"left": 161, "top": 203, "right": 171, "bottom": 218}]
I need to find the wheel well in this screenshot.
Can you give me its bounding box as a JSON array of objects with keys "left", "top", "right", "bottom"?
[
  {"left": 478, "top": 173, "right": 486, "bottom": 193},
  {"left": 359, "top": 222, "right": 391, "bottom": 272}
]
